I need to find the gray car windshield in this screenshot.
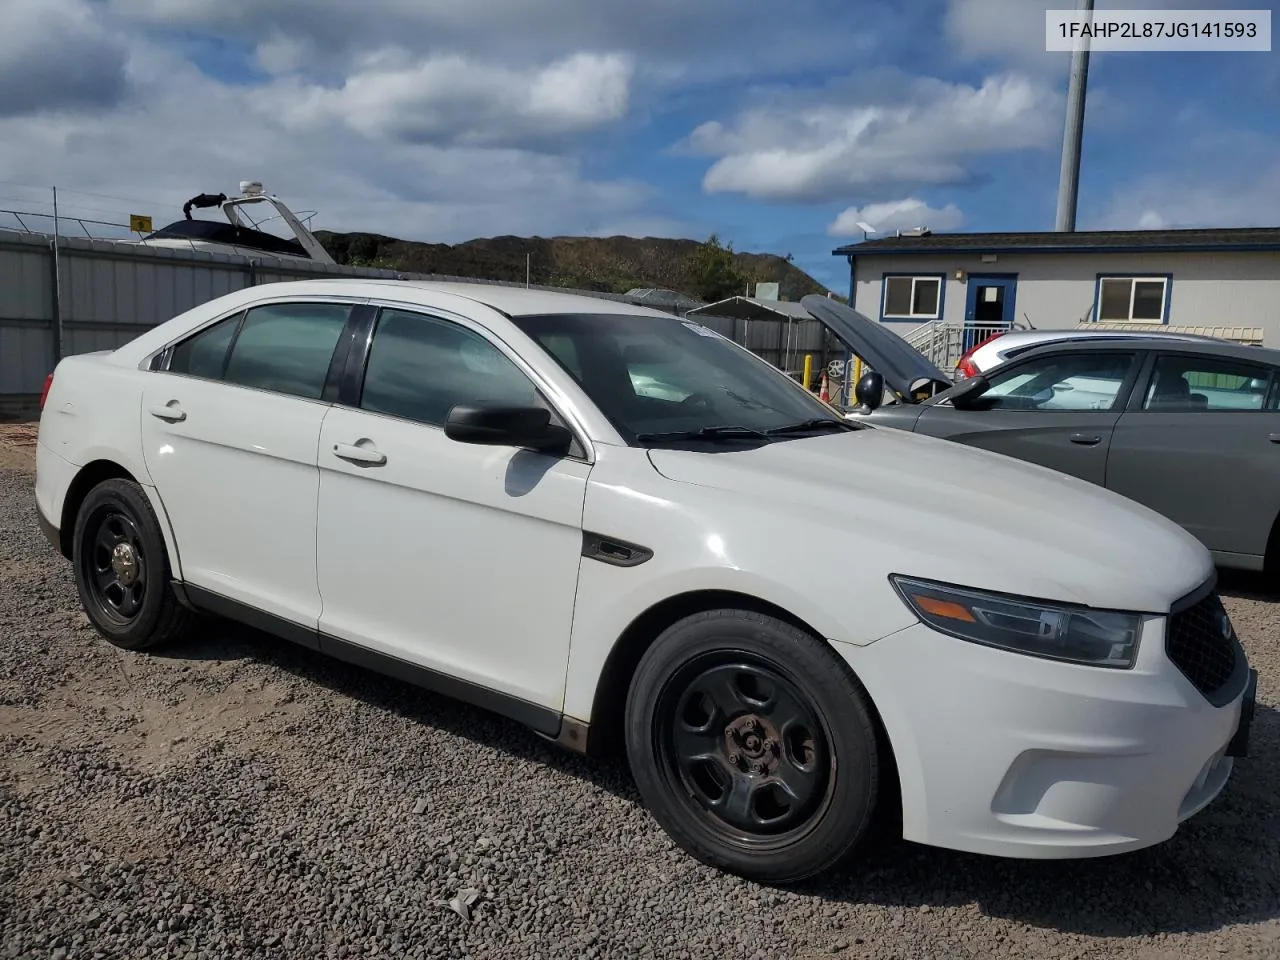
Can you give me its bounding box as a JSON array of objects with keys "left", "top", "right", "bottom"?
[{"left": 511, "top": 312, "right": 851, "bottom": 446}]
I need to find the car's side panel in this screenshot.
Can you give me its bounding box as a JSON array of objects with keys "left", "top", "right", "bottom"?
[
  {"left": 140, "top": 375, "right": 332, "bottom": 626},
  {"left": 315, "top": 405, "right": 591, "bottom": 711},
  {"left": 1107, "top": 353, "right": 1280, "bottom": 563},
  {"left": 34, "top": 354, "right": 189, "bottom": 576},
  {"left": 561, "top": 444, "right": 920, "bottom": 723}
]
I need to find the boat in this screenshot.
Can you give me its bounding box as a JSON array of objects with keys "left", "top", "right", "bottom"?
[{"left": 132, "top": 181, "right": 335, "bottom": 264}]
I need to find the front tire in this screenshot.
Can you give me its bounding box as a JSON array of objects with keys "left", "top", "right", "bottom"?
[
  {"left": 625, "top": 609, "right": 881, "bottom": 884},
  {"left": 72, "top": 478, "right": 193, "bottom": 651}
]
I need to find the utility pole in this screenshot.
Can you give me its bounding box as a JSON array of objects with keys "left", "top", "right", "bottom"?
[{"left": 1054, "top": 0, "right": 1094, "bottom": 232}]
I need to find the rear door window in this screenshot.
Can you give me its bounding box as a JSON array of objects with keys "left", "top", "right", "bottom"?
[
  {"left": 1141, "top": 355, "right": 1277, "bottom": 412},
  {"left": 220, "top": 303, "right": 352, "bottom": 400}
]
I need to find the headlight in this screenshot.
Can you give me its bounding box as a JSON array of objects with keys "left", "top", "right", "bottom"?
[{"left": 890, "top": 576, "right": 1142, "bottom": 669}]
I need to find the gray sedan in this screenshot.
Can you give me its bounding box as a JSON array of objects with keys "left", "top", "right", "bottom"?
[{"left": 852, "top": 336, "right": 1280, "bottom": 573}]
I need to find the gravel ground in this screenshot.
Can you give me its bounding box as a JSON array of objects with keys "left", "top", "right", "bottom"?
[{"left": 2, "top": 433, "right": 1279, "bottom": 960}]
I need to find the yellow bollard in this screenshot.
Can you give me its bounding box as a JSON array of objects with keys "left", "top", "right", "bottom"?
[
  {"left": 802, "top": 354, "right": 812, "bottom": 391},
  {"left": 853, "top": 356, "right": 863, "bottom": 405}
]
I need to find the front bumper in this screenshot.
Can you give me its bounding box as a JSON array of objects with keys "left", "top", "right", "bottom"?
[{"left": 842, "top": 615, "right": 1252, "bottom": 860}]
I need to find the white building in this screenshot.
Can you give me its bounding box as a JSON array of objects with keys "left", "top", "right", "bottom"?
[{"left": 831, "top": 227, "right": 1280, "bottom": 355}]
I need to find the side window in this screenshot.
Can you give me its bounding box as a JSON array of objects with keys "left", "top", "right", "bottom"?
[
  {"left": 360, "top": 309, "right": 543, "bottom": 427},
  {"left": 167, "top": 313, "right": 242, "bottom": 379},
  {"left": 221, "top": 302, "right": 352, "bottom": 400},
  {"left": 1143, "top": 355, "right": 1276, "bottom": 412},
  {"left": 979, "top": 353, "right": 1134, "bottom": 412}
]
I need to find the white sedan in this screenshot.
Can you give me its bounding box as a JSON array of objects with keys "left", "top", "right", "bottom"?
[{"left": 34, "top": 280, "right": 1255, "bottom": 884}]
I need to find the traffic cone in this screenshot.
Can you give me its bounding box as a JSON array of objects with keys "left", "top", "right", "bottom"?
[{"left": 819, "top": 373, "right": 830, "bottom": 403}]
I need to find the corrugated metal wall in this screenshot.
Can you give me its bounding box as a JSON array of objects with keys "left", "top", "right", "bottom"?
[
  {"left": 0, "top": 227, "right": 638, "bottom": 398},
  {"left": 0, "top": 227, "right": 838, "bottom": 403}
]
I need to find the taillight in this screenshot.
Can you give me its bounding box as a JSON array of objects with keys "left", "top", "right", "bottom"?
[
  {"left": 953, "top": 331, "right": 1006, "bottom": 380},
  {"left": 39, "top": 372, "right": 53, "bottom": 411}
]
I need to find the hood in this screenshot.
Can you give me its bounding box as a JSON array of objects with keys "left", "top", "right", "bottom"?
[
  {"left": 800, "top": 295, "right": 951, "bottom": 397},
  {"left": 647, "top": 429, "right": 1212, "bottom": 614}
]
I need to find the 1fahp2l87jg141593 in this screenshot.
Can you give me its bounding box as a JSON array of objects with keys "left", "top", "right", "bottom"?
[{"left": 33, "top": 280, "right": 1256, "bottom": 883}]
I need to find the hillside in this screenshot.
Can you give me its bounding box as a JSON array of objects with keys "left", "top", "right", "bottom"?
[{"left": 313, "top": 231, "right": 836, "bottom": 303}]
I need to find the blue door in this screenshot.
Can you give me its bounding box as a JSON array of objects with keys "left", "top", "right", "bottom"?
[{"left": 963, "top": 275, "right": 1018, "bottom": 353}]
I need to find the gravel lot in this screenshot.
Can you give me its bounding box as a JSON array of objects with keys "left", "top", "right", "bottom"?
[{"left": 2, "top": 429, "right": 1279, "bottom": 960}]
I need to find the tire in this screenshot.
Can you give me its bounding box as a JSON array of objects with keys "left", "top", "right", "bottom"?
[
  {"left": 624, "top": 608, "right": 881, "bottom": 884},
  {"left": 71, "top": 478, "right": 193, "bottom": 651}
]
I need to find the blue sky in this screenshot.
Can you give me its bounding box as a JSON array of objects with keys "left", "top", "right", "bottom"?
[{"left": 0, "top": 0, "right": 1276, "bottom": 292}]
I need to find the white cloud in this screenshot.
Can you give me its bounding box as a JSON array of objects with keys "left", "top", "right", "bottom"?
[
  {"left": 0, "top": 0, "right": 129, "bottom": 115},
  {"left": 106, "top": 0, "right": 864, "bottom": 86},
  {"left": 945, "top": 0, "right": 1214, "bottom": 70},
  {"left": 686, "top": 73, "right": 1061, "bottom": 202},
  {"left": 270, "top": 51, "right": 633, "bottom": 148},
  {"left": 828, "top": 198, "right": 965, "bottom": 236},
  {"left": 1090, "top": 163, "right": 1280, "bottom": 231},
  {"left": 0, "top": 44, "right": 662, "bottom": 245}
]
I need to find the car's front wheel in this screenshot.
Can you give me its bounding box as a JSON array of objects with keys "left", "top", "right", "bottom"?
[
  {"left": 72, "top": 477, "right": 193, "bottom": 651},
  {"left": 625, "top": 608, "right": 882, "bottom": 884}
]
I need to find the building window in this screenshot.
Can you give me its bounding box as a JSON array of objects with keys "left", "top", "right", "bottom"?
[
  {"left": 1096, "top": 276, "right": 1169, "bottom": 322},
  {"left": 882, "top": 275, "right": 942, "bottom": 320}
]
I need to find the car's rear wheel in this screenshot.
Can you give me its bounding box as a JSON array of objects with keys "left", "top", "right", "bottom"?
[
  {"left": 72, "top": 478, "right": 193, "bottom": 651},
  {"left": 625, "top": 608, "right": 881, "bottom": 884}
]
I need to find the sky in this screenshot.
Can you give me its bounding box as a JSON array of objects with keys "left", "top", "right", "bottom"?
[{"left": 0, "top": 0, "right": 1276, "bottom": 292}]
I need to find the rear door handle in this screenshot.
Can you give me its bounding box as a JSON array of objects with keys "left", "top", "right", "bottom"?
[
  {"left": 149, "top": 401, "right": 186, "bottom": 423},
  {"left": 332, "top": 441, "right": 387, "bottom": 467},
  {"left": 1069, "top": 433, "right": 1102, "bottom": 446},
  {"left": 1269, "top": 434, "right": 1280, "bottom": 444}
]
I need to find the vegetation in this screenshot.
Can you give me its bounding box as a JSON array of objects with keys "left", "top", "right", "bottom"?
[{"left": 315, "top": 230, "right": 837, "bottom": 303}]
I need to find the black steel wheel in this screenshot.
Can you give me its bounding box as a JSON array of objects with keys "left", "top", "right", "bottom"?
[
  {"left": 72, "top": 478, "right": 193, "bottom": 651},
  {"left": 626, "top": 609, "right": 881, "bottom": 884},
  {"left": 659, "top": 659, "right": 830, "bottom": 838},
  {"left": 81, "top": 508, "right": 148, "bottom": 624}
]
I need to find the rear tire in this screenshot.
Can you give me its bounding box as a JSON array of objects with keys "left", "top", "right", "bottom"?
[
  {"left": 624, "top": 608, "right": 881, "bottom": 884},
  {"left": 72, "top": 478, "right": 193, "bottom": 651}
]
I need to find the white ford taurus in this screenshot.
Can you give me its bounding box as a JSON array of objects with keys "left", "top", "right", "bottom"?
[{"left": 34, "top": 280, "right": 1255, "bottom": 883}]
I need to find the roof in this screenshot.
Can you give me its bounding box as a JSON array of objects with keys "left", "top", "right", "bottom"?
[
  {"left": 832, "top": 226, "right": 1280, "bottom": 257},
  {"left": 1015, "top": 335, "right": 1280, "bottom": 366},
  {"left": 685, "top": 296, "right": 814, "bottom": 323},
  {"left": 623, "top": 288, "right": 704, "bottom": 312},
  {"left": 287, "top": 278, "right": 679, "bottom": 319}
]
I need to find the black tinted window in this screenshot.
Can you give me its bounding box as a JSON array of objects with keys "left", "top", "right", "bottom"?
[
  {"left": 360, "top": 309, "right": 540, "bottom": 426},
  {"left": 1143, "top": 355, "right": 1276, "bottom": 412},
  {"left": 221, "top": 303, "right": 351, "bottom": 400},
  {"left": 168, "top": 313, "right": 241, "bottom": 379}
]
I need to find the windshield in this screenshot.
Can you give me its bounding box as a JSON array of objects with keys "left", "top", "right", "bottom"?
[{"left": 510, "top": 312, "right": 846, "bottom": 446}]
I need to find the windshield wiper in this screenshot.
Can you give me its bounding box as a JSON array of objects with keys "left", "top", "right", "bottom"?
[
  {"left": 765, "top": 418, "right": 852, "bottom": 435},
  {"left": 633, "top": 425, "right": 771, "bottom": 445}
]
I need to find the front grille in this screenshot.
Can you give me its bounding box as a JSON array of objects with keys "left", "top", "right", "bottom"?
[{"left": 1166, "top": 591, "right": 1239, "bottom": 703}]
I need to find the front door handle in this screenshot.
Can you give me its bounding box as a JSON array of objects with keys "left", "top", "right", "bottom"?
[
  {"left": 1069, "top": 433, "right": 1102, "bottom": 446},
  {"left": 149, "top": 401, "right": 186, "bottom": 423},
  {"left": 332, "top": 441, "right": 387, "bottom": 467},
  {"left": 1269, "top": 434, "right": 1280, "bottom": 444}
]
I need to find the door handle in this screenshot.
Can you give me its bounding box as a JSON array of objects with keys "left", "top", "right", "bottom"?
[
  {"left": 1069, "top": 433, "right": 1102, "bottom": 446},
  {"left": 332, "top": 441, "right": 387, "bottom": 467},
  {"left": 149, "top": 401, "right": 186, "bottom": 423},
  {"left": 1269, "top": 434, "right": 1280, "bottom": 444}
]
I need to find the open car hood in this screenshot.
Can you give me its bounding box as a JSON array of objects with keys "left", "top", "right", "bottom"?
[{"left": 800, "top": 295, "right": 952, "bottom": 400}]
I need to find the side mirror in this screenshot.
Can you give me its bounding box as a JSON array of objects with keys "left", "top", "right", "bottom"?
[
  {"left": 444, "top": 404, "right": 573, "bottom": 456},
  {"left": 854, "top": 371, "right": 885, "bottom": 412},
  {"left": 946, "top": 375, "right": 991, "bottom": 410}
]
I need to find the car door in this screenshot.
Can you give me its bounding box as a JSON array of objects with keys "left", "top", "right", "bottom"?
[
  {"left": 314, "top": 305, "right": 591, "bottom": 713},
  {"left": 1107, "top": 351, "right": 1280, "bottom": 563},
  {"left": 910, "top": 350, "right": 1140, "bottom": 485},
  {"left": 141, "top": 299, "right": 361, "bottom": 632}
]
